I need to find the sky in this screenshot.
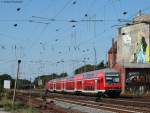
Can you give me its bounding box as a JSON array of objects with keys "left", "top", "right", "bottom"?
[{"left": 0, "top": 0, "right": 150, "bottom": 80}]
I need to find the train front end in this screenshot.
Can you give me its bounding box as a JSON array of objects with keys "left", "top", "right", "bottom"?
[{"left": 104, "top": 71, "right": 121, "bottom": 97}]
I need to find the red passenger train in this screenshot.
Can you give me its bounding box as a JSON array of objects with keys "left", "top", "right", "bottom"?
[{"left": 46, "top": 68, "right": 121, "bottom": 97}]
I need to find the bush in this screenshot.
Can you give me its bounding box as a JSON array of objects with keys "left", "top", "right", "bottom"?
[{"left": 0, "top": 90, "right": 12, "bottom": 100}]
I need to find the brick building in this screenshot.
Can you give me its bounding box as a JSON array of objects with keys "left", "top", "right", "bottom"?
[{"left": 108, "top": 14, "right": 150, "bottom": 95}]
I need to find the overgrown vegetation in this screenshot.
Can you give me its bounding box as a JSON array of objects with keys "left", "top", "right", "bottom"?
[{"left": 0, "top": 91, "right": 38, "bottom": 113}]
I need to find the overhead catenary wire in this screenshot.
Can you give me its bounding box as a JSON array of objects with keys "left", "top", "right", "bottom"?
[
  {"left": 1, "top": 0, "right": 150, "bottom": 78},
  {"left": 0, "top": 17, "right": 131, "bottom": 24},
  {"left": 27, "top": 1, "right": 92, "bottom": 56},
  {"left": 52, "top": 0, "right": 74, "bottom": 19}
]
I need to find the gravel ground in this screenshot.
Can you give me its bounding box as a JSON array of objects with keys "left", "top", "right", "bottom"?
[{"left": 52, "top": 100, "right": 114, "bottom": 113}]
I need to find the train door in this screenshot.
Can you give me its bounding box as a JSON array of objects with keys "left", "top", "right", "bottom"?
[
  {"left": 49, "top": 82, "right": 51, "bottom": 90},
  {"left": 51, "top": 83, "right": 53, "bottom": 90},
  {"left": 97, "top": 79, "right": 100, "bottom": 90},
  {"left": 97, "top": 78, "right": 104, "bottom": 91},
  {"left": 62, "top": 81, "right": 65, "bottom": 90},
  {"left": 100, "top": 77, "right": 104, "bottom": 90},
  {"left": 53, "top": 83, "right": 56, "bottom": 90},
  {"left": 64, "top": 81, "right": 66, "bottom": 91},
  {"left": 82, "top": 80, "right": 84, "bottom": 91},
  {"left": 97, "top": 76, "right": 104, "bottom": 90},
  {"left": 76, "top": 81, "right": 82, "bottom": 90}
]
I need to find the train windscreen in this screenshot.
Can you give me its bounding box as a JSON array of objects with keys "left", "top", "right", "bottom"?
[{"left": 105, "top": 73, "right": 119, "bottom": 84}]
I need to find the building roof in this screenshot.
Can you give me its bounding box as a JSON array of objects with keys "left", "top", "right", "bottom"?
[{"left": 133, "top": 14, "right": 150, "bottom": 23}]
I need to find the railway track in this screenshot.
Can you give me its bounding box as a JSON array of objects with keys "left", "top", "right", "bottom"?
[
  {"left": 52, "top": 97, "right": 150, "bottom": 113},
  {"left": 16, "top": 90, "right": 150, "bottom": 113},
  {"left": 16, "top": 94, "right": 84, "bottom": 113},
  {"left": 47, "top": 93, "right": 150, "bottom": 113},
  {"left": 103, "top": 98, "right": 150, "bottom": 108},
  {"left": 47, "top": 92, "right": 150, "bottom": 106}
]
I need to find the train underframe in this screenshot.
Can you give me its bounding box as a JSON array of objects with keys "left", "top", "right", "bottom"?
[
  {"left": 104, "top": 89, "right": 121, "bottom": 97},
  {"left": 48, "top": 89, "right": 121, "bottom": 97}
]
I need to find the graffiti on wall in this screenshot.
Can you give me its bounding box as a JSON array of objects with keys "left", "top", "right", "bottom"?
[
  {"left": 126, "top": 72, "right": 145, "bottom": 84},
  {"left": 117, "top": 23, "right": 150, "bottom": 64},
  {"left": 131, "top": 32, "right": 149, "bottom": 63}
]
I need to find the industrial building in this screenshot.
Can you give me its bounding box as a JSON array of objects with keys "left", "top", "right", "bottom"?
[{"left": 108, "top": 14, "right": 150, "bottom": 95}]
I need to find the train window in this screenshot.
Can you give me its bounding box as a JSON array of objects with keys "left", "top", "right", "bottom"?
[
  {"left": 106, "top": 73, "right": 119, "bottom": 84},
  {"left": 85, "top": 86, "right": 94, "bottom": 90}
]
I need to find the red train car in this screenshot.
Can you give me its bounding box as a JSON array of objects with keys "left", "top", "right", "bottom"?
[{"left": 46, "top": 68, "right": 121, "bottom": 97}]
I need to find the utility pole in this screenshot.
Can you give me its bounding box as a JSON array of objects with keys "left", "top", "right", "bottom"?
[
  {"left": 94, "top": 47, "right": 97, "bottom": 70},
  {"left": 29, "top": 76, "right": 32, "bottom": 107},
  {"left": 12, "top": 59, "right": 21, "bottom": 108}
]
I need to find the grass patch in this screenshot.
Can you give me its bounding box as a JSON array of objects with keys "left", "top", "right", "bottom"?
[
  {"left": 1, "top": 97, "right": 12, "bottom": 111},
  {"left": 0, "top": 97, "right": 38, "bottom": 113}
]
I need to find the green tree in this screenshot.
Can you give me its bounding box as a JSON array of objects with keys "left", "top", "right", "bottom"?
[
  {"left": 17, "top": 79, "right": 31, "bottom": 89},
  {"left": 74, "top": 64, "right": 95, "bottom": 74},
  {"left": 96, "top": 60, "right": 106, "bottom": 70},
  {"left": 59, "top": 72, "right": 68, "bottom": 78}
]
